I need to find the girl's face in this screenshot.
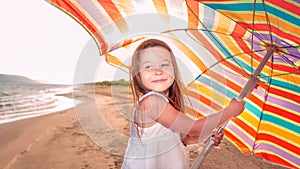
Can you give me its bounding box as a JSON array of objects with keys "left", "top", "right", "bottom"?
[{"left": 138, "top": 46, "right": 175, "bottom": 94}]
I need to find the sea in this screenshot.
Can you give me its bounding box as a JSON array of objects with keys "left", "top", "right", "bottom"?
[{"left": 0, "top": 82, "right": 79, "bottom": 124}]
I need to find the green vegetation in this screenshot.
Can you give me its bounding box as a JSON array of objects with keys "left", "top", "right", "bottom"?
[{"left": 95, "top": 79, "right": 130, "bottom": 86}]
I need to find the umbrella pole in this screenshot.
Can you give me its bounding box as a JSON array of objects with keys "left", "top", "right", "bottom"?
[{"left": 190, "top": 46, "right": 275, "bottom": 169}]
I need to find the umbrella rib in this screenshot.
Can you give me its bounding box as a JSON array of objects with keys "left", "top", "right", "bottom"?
[
  {"left": 277, "top": 51, "right": 300, "bottom": 69},
  {"left": 262, "top": 0, "right": 273, "bottom": 44},
  {"left": 259, "top": 72, "right": 291, "bottom": 78},
  {"left": 278, "top": 50, "right": 300, "bottom": 60},
  {"left": 259, "top": 78, "right": 300, "bottom": 93},
  {"left": 182, "top": 29, "right": 253, "bottom": 87},
  {"left": 185, "top": 1, "right": 234, "bottom": 60},
  {"left": 168, "top": 28, "right": 262, "bottom": 48},
  {"left": 251, "top": 0, "right": 257, "bottom": 75},
  {"left": 193, "top": 55, "right": 247, "bottom": 82}
]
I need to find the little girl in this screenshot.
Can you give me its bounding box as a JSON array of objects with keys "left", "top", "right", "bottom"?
[{"left": 122, "top": 39, "right": 245, "bottom": 169}]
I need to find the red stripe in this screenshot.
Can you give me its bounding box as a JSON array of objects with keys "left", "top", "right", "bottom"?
[
  {"left": 256, "top": 133, "right": 300, "bottom": 155},
  {"left": 188, "top": 29, "right": 249, "bottom": 79},
  {"left": 223, "top": 129, "right": 251, "bottom": 153},
  {"left": 255, "top": 152, "right": 297, "bottom": 169},
  {"left": 247, "top": 92, "right": 265, "bottom": 108},
  {"left": 266, "top": 0, "right": 300, "bottom": 16},
  {"left": 259, "top": 83, "right": 300, "bottom": 103},
  {"left": 238, "top": 22, "right": 300, "bottom": 44},
  {"left": 232, "top": 25, "right": 300, "bottom": 75},
  {"left": 263, "top": 104, "right": 300, "bottom": 123},
  {"left": 230, "top": 22, "right": 250, "bottom": 39},
  {"left": 269, "top": 64, "right": 300, "bottom": 76},
  {"left": 208, "top": 70, "right": 244, "bottom": 96},
  {"left": 231, "top": 117, "right": 257, "bottom": 139}
]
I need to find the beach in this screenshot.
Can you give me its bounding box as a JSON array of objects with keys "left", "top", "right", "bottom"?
[{"left": 0, "top": 85, "right": 289, "bottom": 169}]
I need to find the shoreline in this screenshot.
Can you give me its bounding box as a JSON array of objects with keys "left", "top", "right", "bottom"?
[
  {"left": 0, "top": 86, "right": 289, "bottom": 169},
  {"left": 0, "top": 95, "right": 77, "bottom": 125}
]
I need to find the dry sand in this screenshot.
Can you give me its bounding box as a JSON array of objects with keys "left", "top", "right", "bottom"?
[{"left": 0, "top": 86, "right": 290, "bottom": 169}]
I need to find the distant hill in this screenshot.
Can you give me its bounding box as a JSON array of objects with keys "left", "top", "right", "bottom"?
[
  {"left": 95, "top": 79, "right": 130, "bottom": 86},
  {"left": 0, "top": 74, "right": 40, "bottom": 84}
]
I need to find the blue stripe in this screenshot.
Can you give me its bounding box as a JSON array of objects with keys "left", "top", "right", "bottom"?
[
  {"left": 197, "top": 75, "right": 237, "bottom": 98},
  {"left": 203, "top": 3, "right": 300, "bottom": 27},
  {"left": 203, "top": 5, "right": 215, "bottom": 30},
  {"left": 262, "top": 114, "right": 300, "bottom": 134},
  {"left": 260, "top": 78, "right": 300, "bottom": 92},
  {"left": 196, "top": 75, "right": 262, "bottom": 118},
  {"left": 204, "top": 3, "right": 257, "bottom": 11}
]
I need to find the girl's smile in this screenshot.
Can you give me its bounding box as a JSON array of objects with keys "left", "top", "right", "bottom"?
[{"left": 139, "top": 46, "right": 175, "bottom": 94}]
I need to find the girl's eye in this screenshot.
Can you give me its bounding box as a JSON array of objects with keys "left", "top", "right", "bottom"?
[
  {"left": 161, "top": 63, "right": 170, "bottom": 67},
  {"left": 143, "top": 64, "right": 153, "bottom": 70}
]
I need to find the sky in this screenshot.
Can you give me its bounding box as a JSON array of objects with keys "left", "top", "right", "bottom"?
[{"left": 0, "top": 0, "right": 124, "bottom": 84}]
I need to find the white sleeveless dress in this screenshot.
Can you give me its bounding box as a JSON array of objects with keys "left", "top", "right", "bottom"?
[{"left": 122, "top": 91, "right": 190, "bottom": 169}]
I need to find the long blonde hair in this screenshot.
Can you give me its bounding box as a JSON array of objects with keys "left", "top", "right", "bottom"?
[{"left": 130, "top": 39, "right": 185, "bottom": 133}]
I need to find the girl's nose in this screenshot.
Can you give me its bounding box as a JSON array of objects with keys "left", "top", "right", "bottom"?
[{"left": 154, "top": 68, "right": 163, "bottom": 75}]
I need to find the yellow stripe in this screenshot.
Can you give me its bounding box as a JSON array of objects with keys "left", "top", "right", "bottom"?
[
  {"left": 239, "top": 111, "right": 260, "bottom": 130},
  {"left": 214, "top": 12, "right": 235, "bottom": 34},
  {"left": 190, "top": 81, "right": 226, "bottom": 105},
  {"left": 259, "top": 122, "right": 300, "bottom": 145},
  {"left": 172, "top": 40, "right": 207, "bottom": 72}
]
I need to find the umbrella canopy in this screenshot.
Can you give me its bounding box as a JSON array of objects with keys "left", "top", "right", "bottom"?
[
  {"left": 195, "top": 1, "right": 300, "bottom": 168},
  {"left": 46, "top": 0, "right": 300, "bottom": 168}
]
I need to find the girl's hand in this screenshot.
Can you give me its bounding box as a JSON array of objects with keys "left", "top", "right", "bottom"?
[
  {"left": 212, "top": 130, "right": 224, "bottom": 146},
  {"left": 226, "top": 98, "right": 245, "bottom": 117}
]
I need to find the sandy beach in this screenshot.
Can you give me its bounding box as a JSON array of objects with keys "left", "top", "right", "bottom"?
[{"left": 0, "top": 85, "right": 290, "bottom": 169}]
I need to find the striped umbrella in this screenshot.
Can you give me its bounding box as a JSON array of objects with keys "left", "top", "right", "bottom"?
[
  {"left": 194, "top": 1, "right": 300, "bottom": 168},
  {"left": 46, "top": 0, "right": 300, "bottom": 168}
]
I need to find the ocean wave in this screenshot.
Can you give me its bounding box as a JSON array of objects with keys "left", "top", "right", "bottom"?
[{"left": 0, "top": 83, "right": 79, "bottom": 124}]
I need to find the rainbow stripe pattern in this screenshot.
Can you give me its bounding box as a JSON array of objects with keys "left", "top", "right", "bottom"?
[{"left": 46, "top": 0, "right": 300, "bottom": 168}]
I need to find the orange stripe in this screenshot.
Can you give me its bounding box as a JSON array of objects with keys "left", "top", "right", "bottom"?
[
  {"left": 186, "top": 0, "right": 199, "bottom": 28},
  {"left": 105, "top": 53, "right": 129, "bottom": 69},
  {"left": 223, "top": 129, "right": 251, "bottom": 153}
]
